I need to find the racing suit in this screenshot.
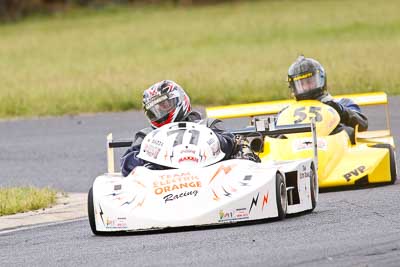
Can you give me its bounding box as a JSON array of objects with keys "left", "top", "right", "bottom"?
[
  {"left": 319, "top": 94, "right": 368, "bottom": 143},
  {"left": 120, "top": 111, "right": 237, "bottom": 177}
]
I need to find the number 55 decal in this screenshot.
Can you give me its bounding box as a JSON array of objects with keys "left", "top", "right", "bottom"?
[{"left": 294, "top": 107, "right": 323, "bottom": 124}]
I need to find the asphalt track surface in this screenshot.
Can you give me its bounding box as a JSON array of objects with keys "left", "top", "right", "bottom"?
[{"left": 1, "top": 97, "right": 399, "bottom": 266}]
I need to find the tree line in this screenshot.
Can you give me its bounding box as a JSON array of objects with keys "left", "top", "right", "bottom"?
[{"left": 0, "top": 0, "right": 232, "bottom": 21}]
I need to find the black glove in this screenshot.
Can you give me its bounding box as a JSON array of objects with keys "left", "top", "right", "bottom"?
[
  {"left": 323, "top": 100, "right": 344, "bottom": 115},
  {"left": 323, "top": 100, "right": 350, "bottom": 122},
  {"left": 323, "top": 100, "right": 368, "bottom": 131}
]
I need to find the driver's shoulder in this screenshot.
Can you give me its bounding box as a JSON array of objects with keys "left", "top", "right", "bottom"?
[
  {"left": 132, "top": 127, "right": 153, "bottom": 146},
  {"left": 337, "top": 97, "right": 355, "bottom": 105},
  {"left": 185, "top": 110, "right": 202, "bottom": 122},
  {"left": 185, "top": 110, "right": 224, "bottom": 129},
  {"left": 198, "top": 117, "right": 225, "bottom": 130},
  {"left": 136, "top": 127, "right": 153, "bottom": 136},
  {"left": 337, "top": 98, "right": 361, "bottom": 112}
]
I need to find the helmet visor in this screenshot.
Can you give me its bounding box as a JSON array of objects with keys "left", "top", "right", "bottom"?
[
  {"left": 145, "top": 95, "right": 178, "bottom": 121},
  {"left": 290, "top": 71, "right": 324, "bottom": 96}
]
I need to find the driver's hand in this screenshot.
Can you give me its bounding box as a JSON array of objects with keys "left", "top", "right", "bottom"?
[
  {"left": 323, "top": 100, "right": 349, "bottom": 122},
  {"left": 323, "top": 100, "right": 344, "bottom": 116}
]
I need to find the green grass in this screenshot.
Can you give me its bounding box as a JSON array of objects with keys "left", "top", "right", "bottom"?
[
  {"left": 0, "top": 0, "right": 399, "bottom": 118},
  {"left": 0, "top": 187, "right": 57, "bottom": 216}
]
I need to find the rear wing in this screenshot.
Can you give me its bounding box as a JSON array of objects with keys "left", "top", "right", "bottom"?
[
  {"left": 104, "top": 121, "right": 318, "bottom": 174},
  {"left": 206, "top": 91, "right": 391, "bottom": 132},
  {"left": 106, "top": 134, "right": 133, "bottom": 174}
]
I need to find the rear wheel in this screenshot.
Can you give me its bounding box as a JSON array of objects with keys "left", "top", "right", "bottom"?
[
  {"left": 372, "top": 144, "right": 397, "bottom": 184},
  {"left": 276, "top": 172, "right": 287, "bottom": 220},
  {"left": 309, "top": 163, "right": 317, "bottom": 211},
  {"left": 88, "top": 187, "right": 101, "bottom": 235}
]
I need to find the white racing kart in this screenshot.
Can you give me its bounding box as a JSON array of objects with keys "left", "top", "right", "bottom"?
[{"left": 88, "top": 120, "right": 318, "bottom": 235}]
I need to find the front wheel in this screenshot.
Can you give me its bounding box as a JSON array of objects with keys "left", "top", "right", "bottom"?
[
  {"left": 276, "top": 172, "right": 287, "bottom": 220},
  {"left": 88, "top": 187, "right": 102, "bottom": 236},
  {"left": 309, "top": 163, "right": 318, "bottom": 211}
]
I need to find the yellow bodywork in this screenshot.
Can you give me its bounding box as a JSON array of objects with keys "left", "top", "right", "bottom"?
[{"left": 206, "top": 92, "right": 396, "bottom": 188}]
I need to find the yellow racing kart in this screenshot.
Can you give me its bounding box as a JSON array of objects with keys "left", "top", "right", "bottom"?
[{"left": 206, "top": 92, "right": 397, "bottom": 189}]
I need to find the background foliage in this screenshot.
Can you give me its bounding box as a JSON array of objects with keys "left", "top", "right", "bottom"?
[
  {"left": 0, "top": 0, "right": 228, "bottom": 21},
  {"left": 0, "top": 0, "right": 399, "bottom": 118}
]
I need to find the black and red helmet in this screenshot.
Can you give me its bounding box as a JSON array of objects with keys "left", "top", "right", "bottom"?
[
  {"left": 143, "top": 80, "right": 191, "bottom": 128},
  {"left": 288, "top": 56, "right": 327, "bottom": 101}
]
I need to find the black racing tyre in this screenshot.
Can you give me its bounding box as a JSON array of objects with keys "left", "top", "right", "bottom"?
[
  {"left": 372, "top": 144, "right": 397, "bottom": 184},
  {"left": 276, "top": 172, "right": 287, "bottom": 220},
  {"left": 309, "top": 163, "right": 317, "bottom": 211},
  {"left": 88, "top": 187, "right": 101, "bottom": 235}
]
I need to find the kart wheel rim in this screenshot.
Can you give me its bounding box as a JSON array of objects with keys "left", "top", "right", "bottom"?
[
  {"left": 311, "top": 168, "right": 316, "bottom": 196},
  {"left": 280, "top": 182, "right": 287, "bottom": 213}
]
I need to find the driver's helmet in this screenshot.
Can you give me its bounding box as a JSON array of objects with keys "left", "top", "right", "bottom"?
[
  {"left": 143, "top": 80, "right": 191, "bottom": 128},
  {"left": 288, "top": 56, "right": 327, "bottom": 100}
]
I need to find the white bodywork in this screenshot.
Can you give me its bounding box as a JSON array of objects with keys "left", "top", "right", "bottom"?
[
  {"left": 92, "top": 159, "right": 316, "bottom": 232},
  {"left": 91, "top": 122, "right": 318, "bottom": 232},
  {"left": 138, "top": 122, "right": 226, "bottom": 168}
]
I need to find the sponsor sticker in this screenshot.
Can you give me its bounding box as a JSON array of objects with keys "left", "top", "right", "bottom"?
[
  {"left": 299, "top": 171, "right": 310, "bottom": 179},
  {"left": 114, "top": 184, "right": 122, "bottom": 190},
  {"left": 343, "top": 165, "right": 366, "bottom": 181},
  {"left": 218, "top": 208, "right": 249, "bottom": 222},
  {"left": 292, "top": 138, "right": 327, "bottom": 151},
  {"left": 151, "top": 139, "right": 164, "bottom": 147},
  {"left": 163, "top": 190, "right": 198, "bottom": 203},
  {"left": 210, "top": 142, "right": 221, "bottom": 156},
  {"left": 105, "top": 217, "right": 128, "bottom": 229},
  {"left": 143, "top": 143, "right": 161, "bottom": 159},
  {"left": 153, "top": 172, "right": 201, "bottom": 195},
  {"left": 179, "top": 148, "right": 196, "bottom": 154}
]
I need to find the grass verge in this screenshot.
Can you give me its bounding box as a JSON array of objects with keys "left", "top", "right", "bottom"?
[
  {"left": 0, "top": 187, "right": 58, "bottom": 216},
  {"left": 0, "top": 0, "right": 399, "bottom": 118}
]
